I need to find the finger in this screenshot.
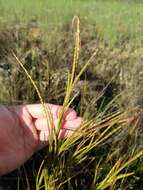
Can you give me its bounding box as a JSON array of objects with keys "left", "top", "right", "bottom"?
[
  {"left": 59, "top": 117, "right": 83, "bottom": 139},
  {"left": 37, "top": 117, "right": 82, "bottom": 140},
  {"left": 64, "top": 108, "right": 77, "bottom": 120},
  {"left": 35, "top": 117, "right": 82, "bottom": 131},
  {"left": 8, "top": 105, "right": 38, "bottom": 141},
  {"left": 37, "top": 117, "right": 83, "bottom": 150},
  {"left": 39, "top": 131, "right": 49, "bottom": 141},
  {"left": 26, "top": 104, "right": 77, "bottom": 120}
]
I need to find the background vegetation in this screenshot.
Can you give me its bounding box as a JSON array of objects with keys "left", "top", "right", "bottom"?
[{"left": 1, "top": 0, "right": 143, "bottom": 189}]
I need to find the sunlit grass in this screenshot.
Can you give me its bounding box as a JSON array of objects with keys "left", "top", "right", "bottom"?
[
  {"left": 12, "top": 16, "right": 143, "bottom": 190},
  {"left": 1, "top": 0, "right": 143, "bottom": 47}
]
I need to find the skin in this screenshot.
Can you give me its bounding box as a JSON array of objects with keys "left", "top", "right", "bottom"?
[{"left": 0, "top": 104, "right": 82, "bottom": 176}]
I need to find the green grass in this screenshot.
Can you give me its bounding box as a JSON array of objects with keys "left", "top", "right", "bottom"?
[
  {"left": 11, "top": 20, "right": 143, "bottom": 189},
  {"left": 0, "top": 0, "right": 143, "bottom": 47}
]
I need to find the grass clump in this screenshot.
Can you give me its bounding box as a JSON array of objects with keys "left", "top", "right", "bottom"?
[{"left": 8, "top": 17, "right": 143, "bottom": 190}]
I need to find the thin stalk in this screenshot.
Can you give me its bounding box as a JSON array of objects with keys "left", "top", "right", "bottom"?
[{"left": 13, "top": 53, "right": 56, "bottom": 152}]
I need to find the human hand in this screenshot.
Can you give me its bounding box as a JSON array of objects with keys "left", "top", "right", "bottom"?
[{"left": 0, "top": 104, "right": 82, "bottom": 175}]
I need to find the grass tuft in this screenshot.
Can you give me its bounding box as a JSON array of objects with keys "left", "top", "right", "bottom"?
[{"left": 12, "top": 17, "right": 143, "bottom": 190}]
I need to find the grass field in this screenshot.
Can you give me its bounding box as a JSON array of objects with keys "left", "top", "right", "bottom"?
[
  {"left": 0, "top": 0, "right": 143, "bottom": 47},
  {"left": 1, "top": 0, "right": 143, "bottom": 189}
]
